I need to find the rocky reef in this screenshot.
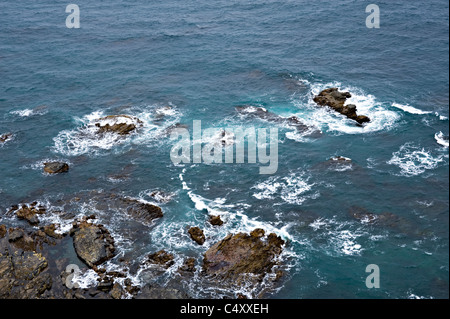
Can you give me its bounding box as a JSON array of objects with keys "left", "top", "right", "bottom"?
[
  {"left": 94, "top": 115, "right": 143, "bottom": 136},
  {"left": 236, "top": 105, "right": 322, "bottom": 137},
  {"left": 313, "top": 88, "right": 371, "bottom": 124}
]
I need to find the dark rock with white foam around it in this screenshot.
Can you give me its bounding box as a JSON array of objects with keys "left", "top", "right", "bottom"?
[
  {"left": 0, "top": 133, "right": 13, "bottom": 144},
  {"left": 43, "top": 162, "right": 69, "bottom": 174},
  {"left": 203, "top": 229, "right": 284, "bottom": 281},
  {"left": 188, "top": 226, "right": 205, "bottom": 245},
  {"left": 313, "top": 88, "right": 371, "bottom": 124},
  {"left": 94, "top": 115, "right": 143, "bottom": 135}
]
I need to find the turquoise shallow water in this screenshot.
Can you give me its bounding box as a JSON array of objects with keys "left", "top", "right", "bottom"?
[{"left": 0, "top": 0, "right": 448, "bottom": 298}]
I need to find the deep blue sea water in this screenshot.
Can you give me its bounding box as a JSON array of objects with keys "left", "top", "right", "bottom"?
[{"left": 0, "top": 0, "right": 448, "bottom": 299}]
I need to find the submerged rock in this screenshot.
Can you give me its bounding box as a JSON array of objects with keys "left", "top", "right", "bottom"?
[
  {"left": 348, "top": 206, "right": 422, "bottom": 236},
  {"left": 72, "top": 220, "right": 115, "bottom": 268},
  {"left": 94, "top": 115, "right": 143, "bottom": 135},
  {"left": 188, "top": 227, "right": 206, "bottom": 245},
  {"left": 236, "top": 105, "right": 321, "bottom": 136},
  {"left": 43, "top": 162, "right": 69, "bottom": 174},
  {"left": 313, "top": 88, "right": 371, "bottom": 124},
  {"left": 203, "top": 229, "right": 284, "bottom": 281}
]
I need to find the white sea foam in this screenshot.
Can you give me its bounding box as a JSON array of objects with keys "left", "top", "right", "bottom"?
[
  {"left": 387, "top": 142, "right": 448, "bottom": 176},
  {"left": 10, "top": 107, "right": 48, "bottom": 118},
  {"left": 252, "top": 171, "right": 318, "bottom": 205},
  {"left": 53, "top": 105, "right": 181, "bottom": 156},
  {"left": 292, "top": 80, "right": 400, "bottom": 135},
  {"left": 11, "top": 109, "right": 34, "bottom": 117},
  {"left": 392, "top": 103, "right": 432, "bottom": 115},
  {"left": 309, "top": 218, "right": 364, "bottom": 256},
  {"left": 435, "top": 131, "right": 449, "bottom": 148},
  {"left": 70, "top": 268, "right": 100, "bottom": 289}
]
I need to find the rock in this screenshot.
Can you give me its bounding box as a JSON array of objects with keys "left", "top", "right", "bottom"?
[
  {"left": 119, "top": 197, "right": 163, "bottom": 224},
  {"left": 97, "top": 279, "right": 114, "bottom": 292},
  {"left": 356, "top": 115, "right": 371, "bottom": 124},
  {"left": 0, "top": 254, "right": 14, "bottom": 298},
  {"left": 203, "top": 230, "right": 285, "bottom": 281},
  {"left": 15, "top": 205, "right": 44, "bottom": 225},
  {"left": 330, "top": 156, "right": 352, "bottom": 163},
  {"left": 179, "top": 257, "right": 196, "bottom": 272},
  {"left": 42, "top": 224, "right": 63, "bottom": 239},
  {"left": 236, "top": 105, "right": 321, "bottom": 136},
  {"left": 146, "top": 250, "right": 174, "bottom": 268},
  {"left": 188, "top": 227, "right": 205, "bottom": 245},
  {"left": 110, "top": 283, "right": 124, "bottom": 299},
  {"left": 8, "top": 228, "right": 24, "bottom": 242},
  {"left": 348, "top": 206, "right": 419, "bottom": 236},
  {"left": 209, "top": 215, "right": 224, "bottom": 226},
  {"left": 94, "top": 115, "right": 142, "bottom": 135},
  {"left": 8, "top": 228, "right": 36, "bottom": 251},
  {"left": 250, "top": 228, "right": 265, "bottom": 238},
  {"left": 0, "top": 133, "right": 12, "bottom": 144},
  {"left": 0, "top": 252, "right": 52, "bottom": 299},
  {"left": 11, "top": 250, "right": 48, "bottom": 280},
  {"left": 0, "top": 225, "right": 6, "bottom": 238},
  {"left": 72, "top": 221, "right": 115, "bottom": 268},
  {"left": 43, "top": 162, "right": 69, "bottom": 174},
  {"left": 313, "top": 88, "right": 371, "bottom": 124},
  {"left": 134, "top": 285, "right": 190, "bottom": 299}
]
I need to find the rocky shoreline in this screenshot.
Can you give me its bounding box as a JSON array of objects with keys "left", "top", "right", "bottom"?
[{"left": 0, "top": 200, "right": 286, "bottom": 299}]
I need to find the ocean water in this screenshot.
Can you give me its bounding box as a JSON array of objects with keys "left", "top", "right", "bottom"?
[{"left": 0, "top": 0, "right": 448, "bottom": 299}]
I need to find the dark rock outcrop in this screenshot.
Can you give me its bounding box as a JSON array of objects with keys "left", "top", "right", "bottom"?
[
  {"left": 14, "top": 203, "right": 46, "bottom": 225},
  {"left": 0, "top": 223, "right": 66, "bottom": 299},
  {"left": 71, "top": 220, "right": 115, "bottom": 268},
  {"left": 43, "top": 162, "right": 69, "bottom": 174},
  {"left": 146, "top": 249, "right": 175, "bottom": 268},
  {"left": 188, "top": 227, "right": 205, "bottom": 245},
  {"left": 209, "top": 215, "right": 224, "bottom": 226},
  {"left": 118, "top": 197, "right": 163, "bottom": 224},
  {"left": 313, "top": 88, "right": 371, "bottom": 124},
  {"left": 203, "top": 229, "right": 284, "bottom": 281},
  {"left": 0, "top": 250, "right": 52, "bottom": 299},
  {"left": 94, "top": 115, "right": 143, "bottom": 135}
]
